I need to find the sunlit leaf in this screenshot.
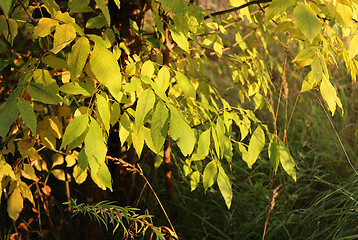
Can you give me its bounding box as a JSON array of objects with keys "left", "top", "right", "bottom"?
[
  {"left": 203, "top": 160, "right": 217, "bottom": 191},
  {"left": 277, "top": 138, "right": 296, "bottom": 181},
  {"left": 18, "top": 181, "right": 34, "bottom": 205},
  {"left": 174, "top": 71, "right": 196, "bottom": 99},
  {"left": 348, "top": 35, "right": 358, "bottom": 60},
  {"left": 61, "top": 114, "right": 89, "bottom": 149},
  {"left": 0, "top": 87, "right": 20, "bottom": 138},
  {"left": 119, "top": 112, "right": 131, "bottom": 146},
  {"left": 268, "top": 135, "right": 280, "bottom": 172},
  {"left": 191, "top": 129, "right": 210, "bottom": 161},
  {"left": 135, "top": 88, "right": 155, "bottom": 127},
  {"left": 33, "top": 18, "right": 59, "bottom": 38},
  {"left": 264, "top": 0, "right": 295, "bottom": 24},
  {"left": 141, "top": 60, "right": 155, "bottom": 79},
  {"left": 17, "top": 98, "right": 36, "bottom": 135},
  {"left": 293, "top": 4, "right": 321, "bottom": 43},
  {"left": 96, "top": 94, "right": 111, "bottom": 132},
  {"left": 90, "top": 44, "right": 123, "bottom": 101},
  {"left": 27, "top": 83, "right": 63, "bottom": 104},
  {"left": 59, "top": 81, "right": 93, "bottom": 96},
  {"left": 245, "top": 126, "right": 265, "bottom": 169},
  {"left": 51, "top": 24, "right": 77, "bottom": 54},
  {"left": 151, "top": 102, "right": 169, "bottom": 153},
  {"left": 7, "top": 188, "right": 23, "bottom": 220},
  {"left": 0, "top": 0, "right": 14, "bottom": 16},
  {"left": 168, "top": 105, "right": 195, "bottom": 156},
  {"left": 217, "top": 166, "right": 232, "bottom": 209},
  {"left": 157, "top": 66, "right": 170, "bottom": 92},
  {"left": 94, "top": 0, "right": 111, "bottom": 25},
  {"left": 190, "top": 171, "right": 200, "bottom": 191},
  {"left": 67, "top": 37, "right": 90, "bottom": 80}
]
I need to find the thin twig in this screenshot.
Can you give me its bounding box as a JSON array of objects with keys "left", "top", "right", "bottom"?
[
  {"left": 316, "top": 94, "right": 358, "bottom": 175},
  {"left": 137, "top": 164, "right": 178, "bottom": 239},
  {"left": 17, "top": 0, "right": 36, "bottom": 25},
  {"left": 204, "top": 0, "right": 272, "bottom": 19}
]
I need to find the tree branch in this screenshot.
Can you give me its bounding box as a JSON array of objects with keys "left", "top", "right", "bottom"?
[{"left": 204, "top": 0, "right": 272, "bottom": 19}]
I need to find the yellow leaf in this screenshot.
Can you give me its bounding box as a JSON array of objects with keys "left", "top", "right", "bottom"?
[{"left": 7, "top": 188, "right": 23, "bottom": 220}]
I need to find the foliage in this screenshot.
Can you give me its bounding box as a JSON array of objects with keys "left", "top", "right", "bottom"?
[
  {"left": 64, "top": 198, "right": 172, "bottom": 239},
  {"left": 0, "top": 0, "right": 357, "bottom": 238}
]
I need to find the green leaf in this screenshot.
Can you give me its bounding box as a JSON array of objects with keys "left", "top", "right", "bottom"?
[
  {"left": 22, "top": 164, "right": 39, "bottom": 181},
  {"left": 68, "top": 0, "right": 93, "bottom": 14},
  {"left": 336, "top": 2, "right": 353, "bottom": 27},
  {"left": 94, "top": 0, "right": 111, "bottom": 25},
  {"left": 203, "top": 160, "right": 217, "bottom": 191},
  {"left": 311, "top": 55, "right": 323, "bottom": 83},
  {"left": 110, "top": 102, "right": 120, "bottom": 126},
  {"left": 90, "top": 44, "right": 123, "bottom": 101},
  {"left": 190, "top": 171, "right": 200, "bottom": 191},
  {"left": 169, "top": 26, "right": 189, "bottom": 53},
  {"left": 174, "top": 71, "right": 196, "bottom": 99},
  {"left": 141, "top": 76, "right": 168, "bottom": 102},
  {"left": 191, "top": 129, "right": 210, "bottom": 161},
  {"left": 17, "top": 98, "right": 37, "bottom": 135},
  {"left": 32, "top": 69, "right": 56, "bottom": 85},
  {"left": 119, "top": 112, "right": 131, "bottom": 146},
  {"left": 264, "top": 0, "right": 295, "bottom": 24},
  {"left": 300, "top": 72, "right": 317, "bottom": 93},
  {"left": 141, "top": 60, "right": 155, "bottom": 79},
  {"left": 96, "top": 94, "right": 110, "bottom": 132},
  {"left": 168, "top": 105, "right": 196, "bottom": 156},
  {"left": 132, "top": 125, "right": 145, "bottom": 158},
  {"left": 245, "top": 126, "right": 265, "bottom": 169},
  {"left": 77, "top": 148, "right": 89, "bottom": 176},
  {"left": 51, "top": 24, "right": 77, "bottom": 54},
  {"left": 223, "top": 137, "right": 233, "bottom": 162},
  {"left": 215, "top": 116, "right": 226, "bottom": 159},
  {"left": 135, "top": 88, "right": 156, "bottom": 127},
  {"left": 320, "top": 76, "right": 340, "bottom": 116},
  {"left": 292, "top": 46, "right": 316, "bottom": 67},
  {"left": 0, "top": 16, "right": 17, "bottom": 44},
  {"left": 7, "top": 188, "right": 23, "bottom": 220},
  {"left": 18, "top": 181, "right": 34, "bottom": 205},
  {"left": 277, "top": 138, "right": 296, "bottom": 181},
  {"left": 157, "top": 66, "right": 170, "bottom": 92},
  {"left": 348, "top": 35, "right": 358, "bottom": 60},
  {"left": 27, "top": 83, "right": 63, "bottom": 104},
  {"left": 42, "top": 54, "right": 67, "bottom": 69},
  {"left": 217, "top": 166, "right": 232, "bottom": 209},
  {"left": 42, "top": 0, "right": 60, "bottom": 17},
  {"left": 59, "top": 81, "right": 93, "bottom": 96},
  {"left": 124, "top": 76, "right": 141, "bottom": 93},
  {"left": 0, "top": 87, "right": 20, "bottom": 138},
  {"left": 293, "top": 4, "right": 322, "bottom": 43},
  {"left": 86, "top": 15, "right": 107, "bottom": 29},
  {"left": 84, "top": 118, "right": 107, "bottom": 175},
  {"left": 114, "top": 0, "right": 120, "bottom": 9},
  {"left": 151, "top": 102, "right": 169, "bottom": 153},
  {"left": 235, "top": 32, "right": 247, "bottom": 51},
  {"left": 67, "top": 37, "right": 90, "bottom": 80},
  {"left": 0, "top": 159, "right": 16, "bottom": 180},
  {"left": 0, "top": 0, "right": 15, "bottom": 16},
  {"left": 95, "top": 163, "right": 112, "bottom": 191},
  {"left": 268, "top": 135, "right": 280, "bottom": 172},
  {"left": 33, "top": 18, "right": 59, "bottom": 38},
  {"left": 61, "top": 114, "right": 89, "bottom": 149},
  {"left": 54, "top": 11, "right": 75, "bottom": 24},
  {"left": 211, "top": 126, "right": 221, "bottom": 159},
  {"left": 213, "top": 36, "right": 223, "bottom": 57},
  {"left": 232, "top": 113, "right": 250, "bottom": 141}
]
